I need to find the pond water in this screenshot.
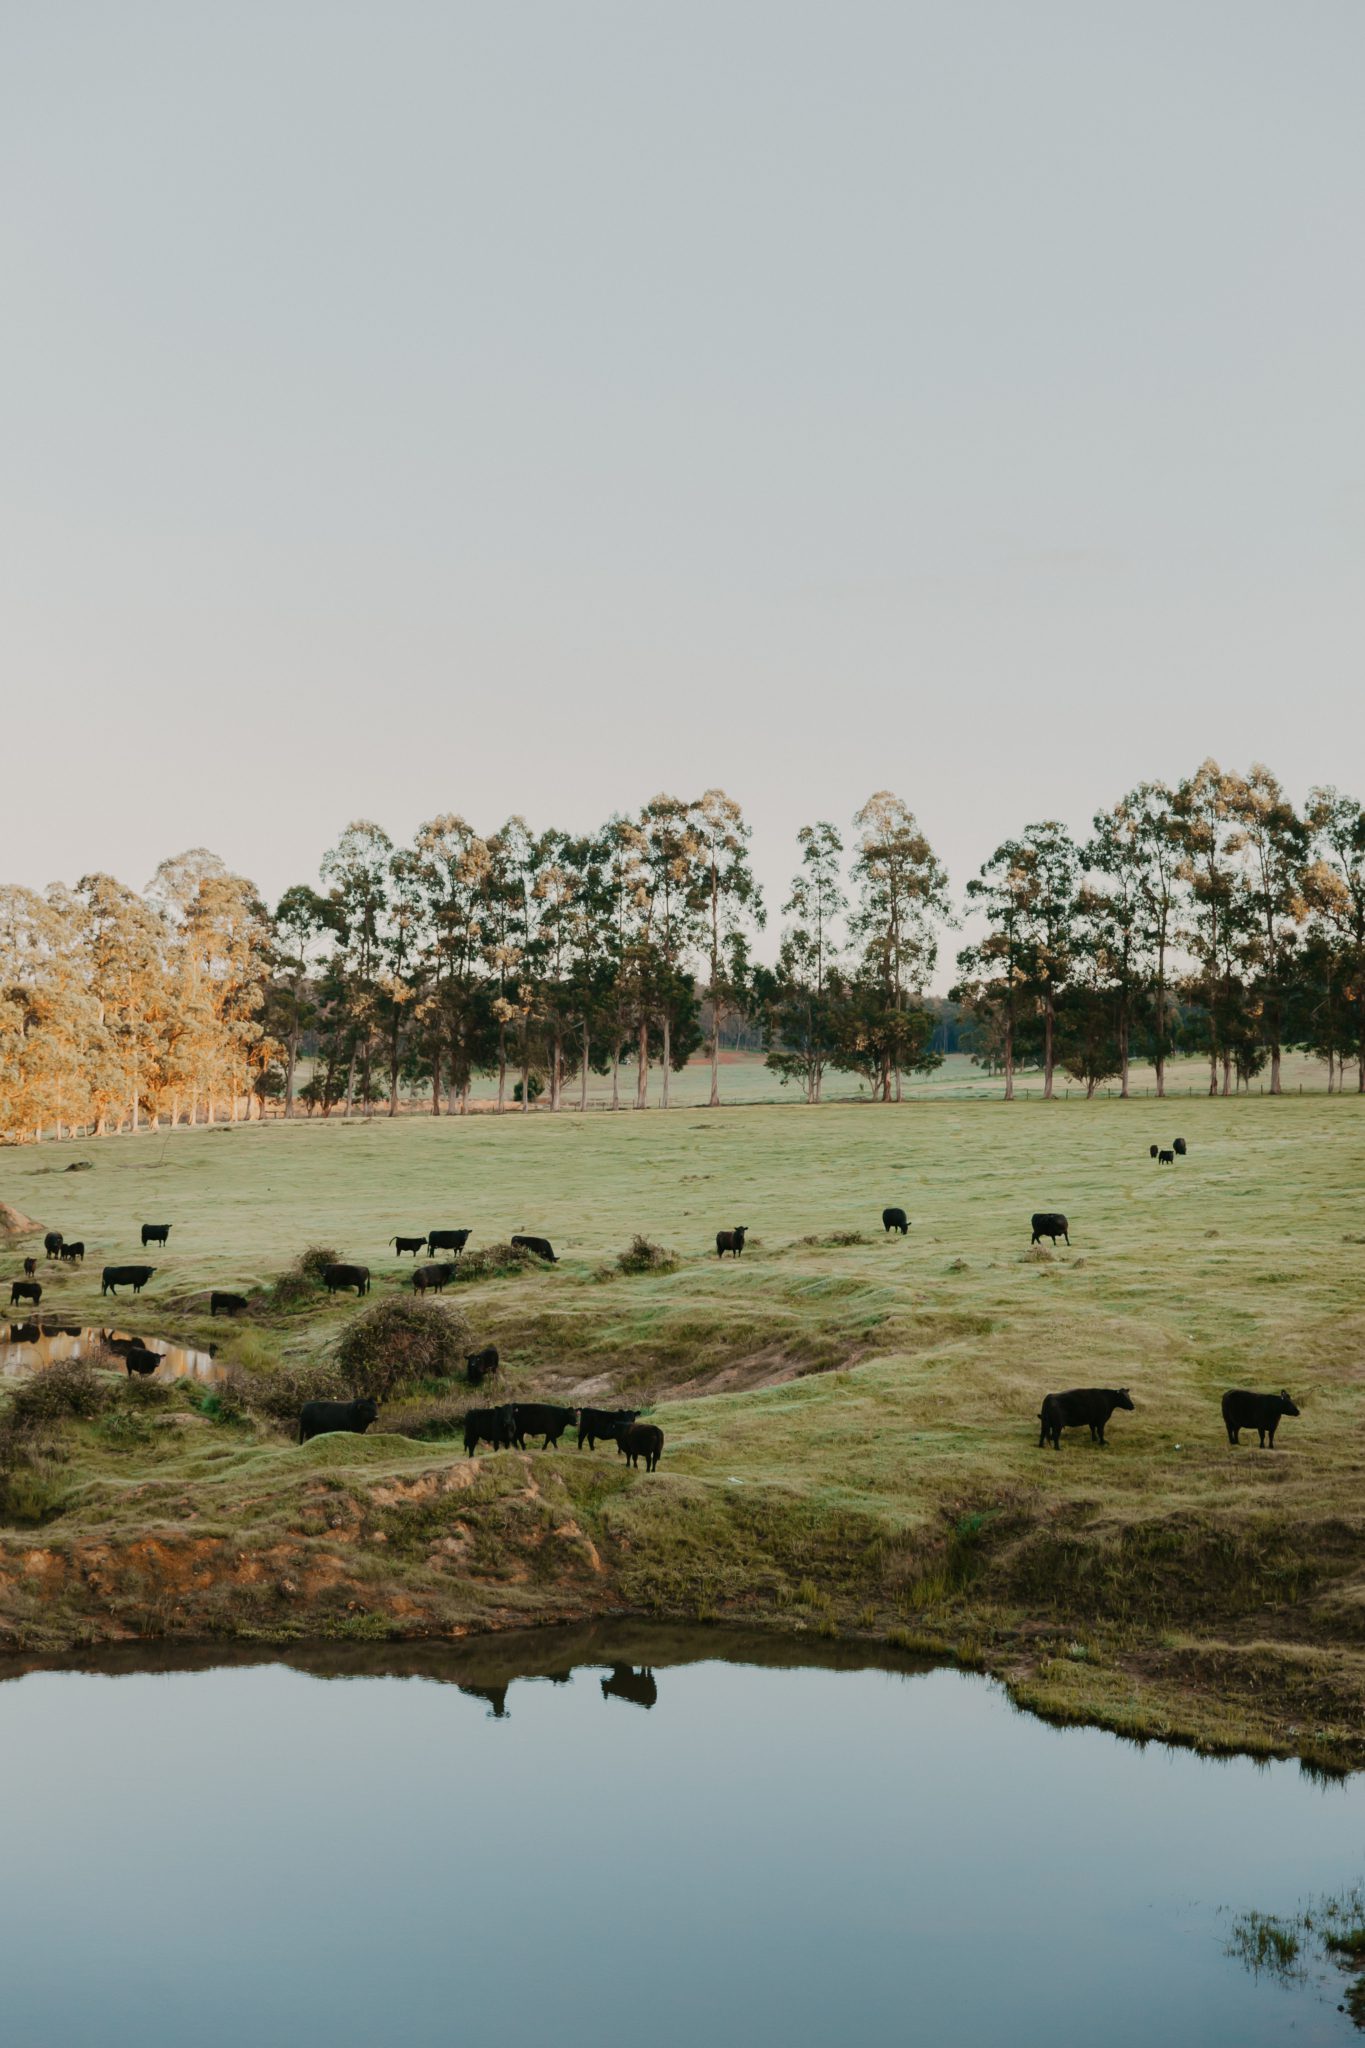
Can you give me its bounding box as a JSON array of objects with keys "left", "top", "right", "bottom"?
[
  {"left": 0, "top": 1627, "right": 1359, "bottom": 2047},
  {"left": 0, "top": 1321, "right": 223, "bottom": 1384}
]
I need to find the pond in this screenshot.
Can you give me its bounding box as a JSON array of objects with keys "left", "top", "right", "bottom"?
[
  {"left": 0, "top": 1627, "right": 1360, "bottom": 2047},
  {"left": 0, "top": 1321, "right": 223, "bottom": 1384}
]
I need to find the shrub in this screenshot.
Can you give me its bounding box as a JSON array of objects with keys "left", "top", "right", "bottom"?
[
  {"left": 451, "top": 1243, "right": 540, "bottom": 1284},
  {"left": 334, "top": 1297, "right": 472, "bottom": 1402},
  {"left": 0, "top": 1414, "right": 67, "bottom": 1524},
  {"left": 272, "top": 1245, "right": 342, "bottom": 1306},
  {"left": 616, "top": 1235, "right": 680, "bottom": 1276},
  {"left": 9, "top": 1359, "right": 111, "bottom": 1425},
  {"left": 243, "top": 1358, "right": 345, "bottom": 1427}
]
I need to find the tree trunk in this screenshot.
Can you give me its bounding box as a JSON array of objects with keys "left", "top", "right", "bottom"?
[
  {"left": 1221, "top": 1053, "right": 1232, "bottom": 1097},
  {"left": 284, "top": 1017, "right": 299, "bottom": 1119},
  {"left": 1118, "top": 1008, "right": 1130, "bottom": 1100},
  {"left": 344, "top": 1049, "right": 357, "bottom": 1118},
  {"left": 1042, "top": 1001, "right": 1055, "bottom": 1100},
  {"left": 1003, "top": 1014, "right": 1015, "bottom": 1102},
  {"left": 662, "top": 1013, "right": 672, "bottom": 1109},
  {"left": 580, "top": 1022, "right": 590, "bottom": 1113},
  {"left": 1208, "top": 1047, "right": 1218, "bottom": 1096},
  {"left": 431, "top": 1053, "right": 442, "bottom": 1115},
  {"left": 636, "top": 1020, "right": 650, "bottom": 1107},
  {"left": 520, "top": 1039, "right": 530, "bottom": 1112},
  {"left": 1270, "top": 1045, "right": 1282, "bottom": 1096},
  {"left": 497, "top": 1029, "right": 507, "bottom": 1113},
  {"left": 550, "top": 1028, "right": 563, "bottom": 1111},
  {"left": 610, "top": 1039, "right": 621, "bottom": 1110}
]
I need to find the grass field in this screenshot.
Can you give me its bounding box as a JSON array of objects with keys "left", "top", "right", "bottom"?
[{"left": 3, "top": 1095, "right": 1365, "bottom": 1767}]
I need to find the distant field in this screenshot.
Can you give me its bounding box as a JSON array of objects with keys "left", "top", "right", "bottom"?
[{"left": 3, "top": 1094, "right": 1365, "bottom": 1766}]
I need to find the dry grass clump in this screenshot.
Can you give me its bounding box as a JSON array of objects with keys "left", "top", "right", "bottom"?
[
  {"left": 8, "top": 1358, "right": 110, "bottom": 1424},
  {"left": 451, "top": 1242, "right": 540, "bottom": 1284},
  {"left": 272, "top": 1244, "right": 342, "bottom": 1306},
  {"left": 335, "top": 1297, "right": 472, "bottom": 1402},
  {"left": 616, "top": 1235, "right": 681, "bottom": 1276},
  {"left": 242, "top": 1357, "right": 345, "bottom": 1426}
]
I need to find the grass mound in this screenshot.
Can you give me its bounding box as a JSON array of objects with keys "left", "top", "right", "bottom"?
[
  {"left": 452, "top": 1243, "right": 540, "bottom": 1284},
  {"left": 241, "top": 1358, "right": 345, "bottom": 1427},
  {"left": 335, "top": 1297, "right": 472, "bottom": 1402},
  {"left": 616, "top": 1235, "right": 681, "bottom": 1276},
  {"left": 0, "top": 1202, "right": 40, "bottom": 1236},
  {"left": 272, "top": 1244, "right": 343, "bottom": 1306}
]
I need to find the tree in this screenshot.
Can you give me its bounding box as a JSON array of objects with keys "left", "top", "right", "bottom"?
[
  {"left": 639, "top": 796, "right": 703, "bottom": 1110},
  {"left": 1304, "top": 788, "right": 1365, "bottom": 1092},
  {"left": 955, "top": 843, "right": 1031, "bottom": 1100},
  {"left": 270, "top": 885, "right": 328, "bottom": 1118},
  {"left": 1225, "top": 765, "right": 1309, "bottom": 1095},
  {"left": 1173, "top": 763, "right": 1250, "bottom": 1097},
  {"left": 411, "top": 814, "right": 491, "bottom": 1114},
  {"left": 762, "top": 822, "right": 846, "bottom": 1104},
  {"left": 1084, "top": 794, "right": 1168, "bottom": 1099},
  {"left": 691, "top": 790, "right": 764, "bottom": 1108},
  {"left": 320, "top": 821, "right": 394, "bottom": 1115},
  {"left": 848, "top": 793, "right": 950, "bottom": 1101}
]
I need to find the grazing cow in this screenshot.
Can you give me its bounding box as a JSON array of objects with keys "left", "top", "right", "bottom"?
[
  {"left": 22, "top": 1258, "right": 36, "bottom": 1277},
  {"left": 577, "top": 1406, "right": 638, "bottom": 1452},
  {"left": 426, "top": 1228, "right": 472, "bottom": 1258},
  {"left": 715, "top": 1226, "right": 748, "bottom": 1258},
  {"left": 1158, "top": 1149, "right": 1174, "bottom": 1166},
  {"left": 464, "top": 1345, "right": 500, "bottom": 1386},
  {"left": 412, "top": 1262, "right": 455, "bottom": 1296},
  {"left": 621, "top": 1421, "right": 664, "bottom": 1471},
  {"left": 463, "top": 1405, "right": 516, "bottom": 1456},
  {"left": 58, "top": 1241, "right": 84, "bottom": 1263},
  {"left": 298, "top": 1395, "right": 379, "bottom": 1445},
  {"left": 511, "top": 1235, "right": 557, "bottom": 1263},
  {"left": 1222, "top": 1388, "right": 1299, "bottom": 1449},
  {"left": 601, "top": 1664, "right": 658, "bottom": 1709},
  {"left": 101, "top": 1265, "right": 156, "bottom": 1296},
  {"left": 1174, "top": 1137, "right": 1187, "bottom": 1156},
  {"left": 882, "top": 1207, "right": 909, "bottom": 1235},
  {"left": 1149, "top": 1145, "right": 1159, "bottom": 1159},
  {"left": 1038, "top": 1387, "right": 1134, "bottom": 1450},
  {"left": 9, "top": 1281, "right": 41, "bottom": 1308},
  {"left": 141, "top": 1224, "right": 172, "bottom": 1248},
  {"left": 43, "top": 1232, "right": 64, "bottom": 1260},
  {"left": 390, "top": 1236, "right": 427, "bottom": 1257},
  {"left": 1030, "top": 1212, "right": 1070, "bottom": 1247},
  {"left": 124, "top": 1347, "right": 162, "bottom": 1377},
  {"left": 210, "top": 1291, "right": 248, "bottom": 1317},
  {"left": 321, "top": 1263, "right": 370, "bottom": 1297},
  {"left": 511, "top": 1402, "right": 576, "bottom": 1450}
]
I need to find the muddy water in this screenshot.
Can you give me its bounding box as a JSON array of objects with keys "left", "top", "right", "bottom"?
[
  {"left": 0, "top": 1321, "right": 223, "bottom": 1384},
  {"left": 0, "top": 1627, "right": 1359, "bottom": 2045}
]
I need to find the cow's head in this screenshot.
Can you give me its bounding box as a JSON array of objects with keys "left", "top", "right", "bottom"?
[
  {"left": 1116, "top": 1388, "right": 1135, "bottom": 1411},
  {"left": 1279, "top": 1391, "right": 1300, "bottom": 1416}
]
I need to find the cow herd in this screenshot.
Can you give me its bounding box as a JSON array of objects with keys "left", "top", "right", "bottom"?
[{"left": 299, "top": 1394, "right": 666, "bottom": 1471}]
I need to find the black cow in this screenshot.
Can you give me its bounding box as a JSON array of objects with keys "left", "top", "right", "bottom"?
[
  {"left": 210, "top": 1292, "right": 248, "bottom": 1317},
  {"left": 1222, "top": 1388, "right": 1299, "bottom": 1449},
  {"left": 577, "top": 1406, "right": 638, "bottom": 1452},
  {"left": 1174, "top": 1137, "right": 1187, "bottom": 1156},
  {"left": 9, "top": 1281, "right": 41, "bottom": 1307},
  {"left": 102, "top": 1265, "right": 156, "bottom": 1296},
  {"left": 464, "top": 1346, "right": 500, "bottom": 1386},
  {"left": 141, "top": 1224, "right": 172, "bottom": 1248},
  {"left": 124, "top": 1347, "right": 162, "bottom": 1377},
  {"left": 412, "top": 1262, "right": 455, "bottom": 1295},
  {"left": 1030, "top": 1212, "right": 1070, "bottom": 1246},
  {"left": 1158, "top": 1149, "right": 1174, "bottom": 1166},
  {"left": 321, "top": 1263, "right": 370, "bottom": 1297},
  {"left": 22, "top": 1257, "right": 36, "bottom": 1277},
  {"left": 8, "top": 1322, "right": 40, "bottom": 1343},
  {"left": 299, "top": 1396, "right": 379, "bottom": 1445},
  {"left": 882, "top": 1207, "right": 909, "bottom": 1235},
  {"left": 716, "top": 1226, "right": 748, "bottom": 1258},
  {"left": 58, "top": 1240, "right": 84, "bottom": 1263},
  {"left": 1038, "top": 1387, "right": 1134, "bottom": 1450},
  {"left": 621, "top": 1421, "right": 664, "bottom": 1471},
  {"left": 427, "top": 1229, "right": 472, "bottom": 1258},
  {"left": 601, "top": 1664, "right": 658, "bottom": 1709},
  {"left": 1149, "top": 1145, "right": 1159, "bottom": 1159},
  {"left": 390, "top": 1236, "right": 427, "bottom": 1257},
  {"left": 511, "top": 1235, "right": 556, "bottom": 1263},
  {"left": 511, "top": 1402, "right": 576, "bottom": 1450},
  {"left": 43, "top": 1232, "right": 63, "bottom": 1259},
  {"left": 464, "top": 1405, "right": 516, "bottom": 1456}
]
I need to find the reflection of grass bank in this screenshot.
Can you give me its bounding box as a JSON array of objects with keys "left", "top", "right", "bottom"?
[{"left": 1, "top": 1096, "right": 1364, "bottom": 1765}]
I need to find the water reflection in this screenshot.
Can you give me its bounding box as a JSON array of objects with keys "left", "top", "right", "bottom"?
[
  {"left": 0, "top": 1321, "right": 222, "bottom": 1385},
  {"left": 602, "top": 1663, "right": 658, "bottom": 1709}
]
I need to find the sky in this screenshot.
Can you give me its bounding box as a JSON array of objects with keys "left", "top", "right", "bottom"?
[{"left": 2, "top": 1, "right": 1362, "bottom": 949}]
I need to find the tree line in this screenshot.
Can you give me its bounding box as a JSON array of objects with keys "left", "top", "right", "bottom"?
[{"left": 2, "top": 763, "right": 1363, "bottom": 1140}]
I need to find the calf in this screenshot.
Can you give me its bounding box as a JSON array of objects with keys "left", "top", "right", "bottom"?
[
  {"left": 22, "top": 1258, "right": 36, "bottom": 1277},
  {"left": 390, "top": 1235, "right": 427, "bottom": 1257},
  {"left": 9, "top": 1281, "right": 41, "bottom": 1308},
  {"left": 511, "top": 1234, "right": 556, "bottom": 1263},
  {"left": 412, "top": 1262, "right": 455, "bottom": 1296},
  {"left": 715, "top": 1226, "right": 748, "bottom": 1258},
  {"left": 464, "top": 1345, "right": 500, "bottom": 1386},
  {"left": 511, "top": 1402, "right": 576, "bottom": 1450},
  {"left": 577, "top": 1406, "right": 638, "bottom": 1452},
  {"left": 299, "top": 1395, "right": 379, "bottom": 1445},
  {"left": 1149, "top": 1145, "right": 1159, "bottom": 1159},
  {"left": 1222, "top": 1388, "right": 1299, "bottom": 1449},
  {"left": 1173, "top": 1137, "right": 1187, "bottom": 1156},
  {"left": 621, "top": 1421, "right": 664, "bottom": 1471},
  {"left": 882, "top": 1207, "right": 909, "bottom": 1235},
  {"left": 463, "top": 1405, "right": 516, "bottom": 1456},
  {"left": 124, "top": 1346, "right": 162, "bottom": 1378},
  {"left": 1030, "top": 1212, "right": 1070, "bottom": 1247},
  {"left": 210, "top": 1292, "right": 248, "bottom": 1317},
  {"left": 58, "top": 1240, "right": 84, "bottom": 1263},
  {"left": 43, "top": 1232, "right": 64, "bottom": 1259},
  {"left": 321, "top": 1263, "right": 370, "bottom": 1297},
  {"left": 426, "top": 1228, "right": 472, "bottom": 1258},
  {"left": 1038, "top": 1386, "right": 1134, "bottom": 1450},
  {"left": 101, "top": 1265, "right": 156, "bottom": 1296},
  {"left": 1158, "top": 1149, "right": 1174, "bottom": 1166},
  {"left": 141, "top": 1224, "right": 172, "bottom": 1248}
]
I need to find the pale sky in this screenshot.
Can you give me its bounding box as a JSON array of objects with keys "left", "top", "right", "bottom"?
[{"left": 3, "top": 1, "right": 1362, "bottom": 950}]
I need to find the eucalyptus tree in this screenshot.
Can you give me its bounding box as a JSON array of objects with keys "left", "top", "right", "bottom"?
[
  {"left": 593, "top": 815, "right": 651, "bottom": 1108},
  {"left": 1083, "top": 789, "right": 1181, "bottom": 1098},
  {"left": 639, "top": 794, "right": 703, "bottom": 1109},
  {"left": 691, "top": 789, "right": 765, "bottom": 1107},
  {"left": 1304, "top": 787, "right": 1365, "bottom": 1091},
  {"left": 955, "top": 843, "right": 1031, "bottom": 1100},
  {"left": 1225, "top": 765, "right": 1309, "bottom": 1095},
  {"left": 763, "top": 821, "right": 847, "bottom": 1103},
  {"left": 320, "top": 821, "right": 394, "bottom": 1114},
  {"left": 75, "top": 873, "right": 169, "bottom": 1133},
  {"left": 1172, "top": 762, "right": 1249, "bottom": 1096},
  {"left": 270, "top": 884, "right": 328, "bottom": 1118},
  {"left": 411, "top": 814, "right": 490, "bottom": 1113},
  {"left": 848, "top": 792, "right": 950, "bottom": 1101}
]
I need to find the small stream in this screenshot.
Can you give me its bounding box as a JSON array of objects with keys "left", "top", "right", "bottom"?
[{"left": 0, "top": 1321, "right": 223, "bottom": 1384}]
